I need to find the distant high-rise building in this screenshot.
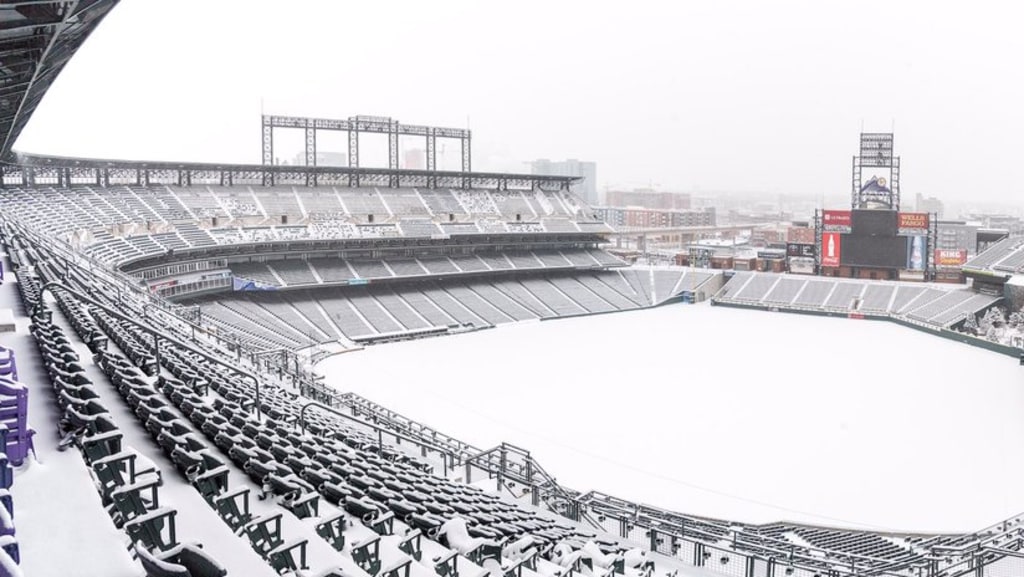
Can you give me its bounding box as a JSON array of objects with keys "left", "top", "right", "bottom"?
[
  {"left": 606, "top": 189, "right": 692, "bottom": 210},
  {"left": 915, "top": 193, "right": 944, "bottom": 218},
  {"left": 936, "top": 220, "right": 980, "bottom": 255},
  {"left": 530, "top": 159, "right": 598, "bottom": 205},
  {"left": 592, "top": 206, "right": 715, "bottom": 228}
]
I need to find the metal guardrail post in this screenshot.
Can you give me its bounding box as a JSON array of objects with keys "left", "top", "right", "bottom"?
[{"left": 298, "top": 400, "right": 453, "bottom": 476}]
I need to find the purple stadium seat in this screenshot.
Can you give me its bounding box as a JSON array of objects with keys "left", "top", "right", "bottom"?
[
  {"left": 0, "top": 379, "right": 35, "bottom": 467},
  {"left": 0, "top": 348, "right": 15, "bottom": 381}
]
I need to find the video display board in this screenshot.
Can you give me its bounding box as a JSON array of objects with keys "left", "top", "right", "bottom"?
[
  {"left": 840, "top": 235, "right": 908, "bottom": 268},
  {"left": 851, "top": 210, "right": 898, "bottom": 237}
]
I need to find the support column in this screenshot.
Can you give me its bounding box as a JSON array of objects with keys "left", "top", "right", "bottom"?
[
  {"left": 262, "top": 115, "right": 274, "bottom": 186},
  {"left": 305, "top": 121, "right": 317, "bottom": 187},
  {"left": 426, "top": 128, "right": 436, "bottom": 171},
  {"left": 348, "top": 124, "right": 360, "bottom": 187},
  {"left": 461, "top": 134, "right": 471, "bottom": 172},
  {"left": 389, "top": 121, "right": 400, "bottom": 187}
]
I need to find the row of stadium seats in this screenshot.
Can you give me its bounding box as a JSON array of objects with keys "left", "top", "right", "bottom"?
[
  {"left": 195, "top": 269, "right": 715, "bottom": 350},
  {"left": 0, "top": 185, "right": 612, "bottom": 265},
  {"left": 13, "top": 261, "right": 231, "bottom": 576},
  {"left": 21, "top": 255, "right": 346, "bottom": 575},
  {"left": 715, "top": 271, "right": 999, "bottom": 327},
  {"left": 42, "top": 247, "right": 661, "bottom": 577},
  {"left": 82, "top": 220, "right": 612, "bottom": 268},
  {"left": 228, "top": 249, "right": 625, "bottom": 289},
  {"left": 1, "top": 185, "right": 591, "bottom": 223},
  {"left": 962, "top": 237, "right": 1024, "bottom": 273},
  {"left": 0, "top": 346, "right": 21, "bottom": 576}
]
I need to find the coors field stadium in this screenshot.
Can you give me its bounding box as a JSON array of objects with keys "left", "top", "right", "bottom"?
[{"left": 1, "top": 2, "right": 1024, "bottom": 577}]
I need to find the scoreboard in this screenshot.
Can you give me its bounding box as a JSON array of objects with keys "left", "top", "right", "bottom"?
[{"left": 818, "top": 209, "right": 932, "bottom": 273}]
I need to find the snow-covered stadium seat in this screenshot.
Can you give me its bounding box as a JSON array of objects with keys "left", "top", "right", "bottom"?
[{"left": 136, "top": 542, "right": 227, "bottom": 577}]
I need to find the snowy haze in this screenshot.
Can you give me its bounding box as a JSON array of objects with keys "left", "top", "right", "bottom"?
[
  {"left": 14, "top": 0, "right": 1024, "bottom": 202},
  {"left": 317, "top": 304, "right": 1024, "bottom": 534}
]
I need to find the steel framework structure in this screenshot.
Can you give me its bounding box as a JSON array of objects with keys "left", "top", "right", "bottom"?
[
  {"left": 2, "top": 153, "right": 576, "bottom": 191},
  {"left": 261, "top": 114, "right": 471, "bottom": 187},
  {"left": 0, "top": 0, "right": 120, "bottom": 157},
  {"left": 852, "top": 132, "right": 901, "bottom": 210}
]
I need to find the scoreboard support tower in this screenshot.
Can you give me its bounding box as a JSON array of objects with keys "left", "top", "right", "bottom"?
[{"left": 852, "top": 132, "right": 900, "bottom": 210}]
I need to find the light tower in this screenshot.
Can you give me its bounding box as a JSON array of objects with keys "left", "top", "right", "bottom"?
[{"left": 851, "top": 132, "right": 900, "bottom": 210}]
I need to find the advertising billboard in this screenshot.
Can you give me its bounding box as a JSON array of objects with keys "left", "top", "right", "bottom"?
[
  {"left": 786, "top": 243, "right": 816, "bottom": 258},
  {"left": 757, "top": 250, "right": 786, "bottom": 260},
  {"left": 788, "top": 257, "right": 816, "bottom": 275},
  {"left": 898, "top": 212, "right": 930, "bottom": 235},
  {"left": 905, "top": 235, "right": 926, "bottom": 270},
  {"left": 822, "top": 210, "right": 852, "bottom": 232},
  {"left": 935, "top": 249, "right": 968, "bottom": 267},
  {"left": 821, "top": 232, "right": 842, "bottom": 267}
]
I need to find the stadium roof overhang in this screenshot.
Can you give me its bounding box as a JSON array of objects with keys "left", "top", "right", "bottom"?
[{"left": 0, "top": 0, "right": 119, "bottom": 158}]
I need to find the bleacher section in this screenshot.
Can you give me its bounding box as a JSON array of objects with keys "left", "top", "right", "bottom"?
[
  {"left": 963, "top": 237, "right": 1024, "bottom": 274},
  {"left": 0, "top": 185, "right": 614, "bottom": 268},
  {"left": 7, "top": 233, "right": 686, "bottom": 577},
  {"left": 713, "top": 271, "right": 1000, "bottom": 327},
  {"left": 197, "top": 268, "right": 718, "bottom": 348},
  {"left": 227, "top": 250, "right": 626, "bottom": 291}
]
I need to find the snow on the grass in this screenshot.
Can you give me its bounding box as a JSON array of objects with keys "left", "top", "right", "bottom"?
[{"left": 318, "top": 303, "right": 1024, "bottom": 534}]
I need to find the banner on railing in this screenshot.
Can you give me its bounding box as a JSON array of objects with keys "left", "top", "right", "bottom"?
[{"left": 232, "top": 276, "right": 278, "bottom": 291}]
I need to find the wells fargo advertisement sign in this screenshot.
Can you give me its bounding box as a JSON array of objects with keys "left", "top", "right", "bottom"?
[{"left": 897, "top": 212, "right": 929, "bottom": 234}]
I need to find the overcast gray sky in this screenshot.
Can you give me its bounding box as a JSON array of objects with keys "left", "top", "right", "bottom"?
[{"left": 15, "top": 0, "right": 1024, "bottom": 202}]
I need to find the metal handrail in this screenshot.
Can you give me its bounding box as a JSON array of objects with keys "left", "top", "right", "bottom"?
[
  {"left": 36, "top": 280, "right": 264, "bottom": 419},
  {"left": 297, "top": 400, "right": 455, "bottom": 476}
]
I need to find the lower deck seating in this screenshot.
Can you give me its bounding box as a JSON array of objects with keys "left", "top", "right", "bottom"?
[
  {"left": 229, "top": 249, "right": 627, "bottom": 289},
  {"left": 193, "top": 267, "right": 718, "bottom": 342},
  {"left": 713, "top": 271, "right": 995, "bottom": 327}
]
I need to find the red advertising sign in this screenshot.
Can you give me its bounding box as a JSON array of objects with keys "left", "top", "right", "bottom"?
[
  {"left": 822, "top": 210, "right": 852, "bottom": 231},
  {"left": 935, "top": 249, "right": 968, "bottom": 267},
  {"left": 898, "top": 212, "right": 929, "bottom": 231},
  {"left": 821, "top": 232, "right": 842, "bottom": 267}
]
